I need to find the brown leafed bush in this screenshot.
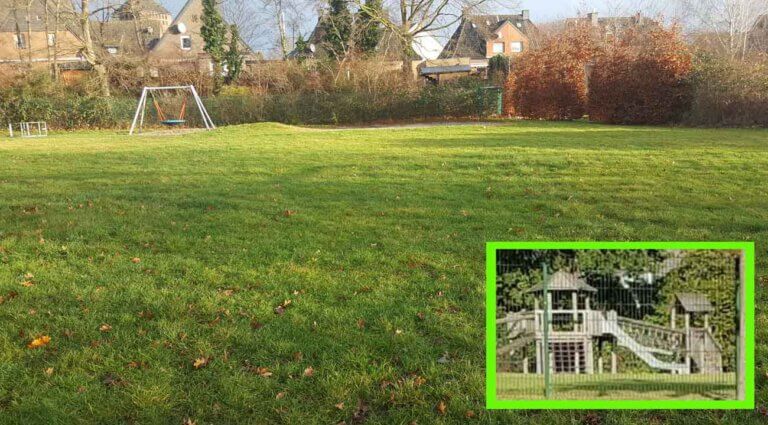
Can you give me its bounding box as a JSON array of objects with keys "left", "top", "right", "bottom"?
[
  {"left": 588, "top": 25, "right": 693, "bottom": 125},
  {"left": 509, "top": 24, "right": 597, "bottom": 120}
]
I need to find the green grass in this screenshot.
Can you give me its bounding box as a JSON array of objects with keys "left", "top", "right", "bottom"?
[
  {"left": 497, "top": 373, "right": 736, "bottom": 401},
  {"left": 0, "top": 121, "right": 767, "bottom": 423}
]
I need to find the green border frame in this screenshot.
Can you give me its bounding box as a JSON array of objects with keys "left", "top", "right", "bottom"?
[{"left": 485, "top": 241, "right": 755, "bottom": 410}]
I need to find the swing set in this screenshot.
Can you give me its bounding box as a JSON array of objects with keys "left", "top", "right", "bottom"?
[{"left": 129, "top": 85, "right": 215, "bottom": 135}]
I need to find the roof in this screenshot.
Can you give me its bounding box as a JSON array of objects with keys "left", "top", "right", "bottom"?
[
  {"left": 674, "top": 293, "right": 714, "bottom": 313},
  {"left": 439, "top": 13, "right": 536, "bottom": 60},
  {"left": 526, "top": 271, "right": 597, "bottom": 293},
  {"left": 420, "top": 64, "right": 471, "bottom": 75},
  {"left": 114, "top": 0, "right": 172, "bottom": 18},
  {"left": 0, "top": 0, "right": 78, "bottom": 32},
  {"left": 565, "top": 12, "right": 659, "bottom": 33},
  {"left": 96, "top": 20, "right": 165, "bottom": 55}
]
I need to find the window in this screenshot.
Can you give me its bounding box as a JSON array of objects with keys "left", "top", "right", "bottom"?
[
  {"left": 47, "top": 33, "right": 55, "bottom": 47},
  {"left": 180, "top": 35, "right": 192, "bottom": 50},
  {"left": 492, "top": 42, "right": 504, "bottom": 54},
  {"left": 510, "top": 41, "right": 523, "bottom": 53},
  {"left": 13, "top": 33, "right": 26, "bottom": 49},
  {"left": 106, "top": 46, "right": 119, "bottom": 55}
]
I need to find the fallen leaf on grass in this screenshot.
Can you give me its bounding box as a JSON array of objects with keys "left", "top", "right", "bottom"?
[
  {"left": 465, "top": 410, "right": 476, "bottom": 418},
  {"left": 138, "top": 310, "right": 154, "bottom": 320},
  {"left": 416, "top": 312, "right": 425, "bottom": 321},
  {"left": 183, "top": 418, "right": 197, "bottom": 425},
  {"left": 293, "top": 351, "right": 303, "bottom": 361},
  {"left": 193, "top": 356, "right": 210, "bottom": 369},
  {"left": 27, "top": 335, "right": 51, "bottom": 349},
  {"left": 99, "top": 324, "right": 112, "bottom": 333},
  {"left": 334, "top": 402, "right": 345, "bottom": 410},
  {"left": 21, "top": 281, "right": 34, "bottom": 287},
  {"left": 303, "top": 366, "right": 314, "bottom": 377},
  {"left": 283, "top": 210, "right": 296, "bottom": 217},
  {"left": 436, "top": 400, "right": 447, "bottom": 415},
  {"left": 44, "top": 367, "right": 54, "bottom": 376},
  {"left": 131, "top": 257, "right": 141, "bottom": 264},
  {"left": 250, "top": 320, "right": 263, "bottom": 329},
  {"left": 253, "top": 366, "right": 272, "bottom": 377},
  {"left": 275, "top": 391, "right": 287, "bottom": 399},
  {"left": 101, "top": 372, "right": 125, "bottom": 388},
  {"left": 274, "top": 299, "right": 292, "bottom": 315},
  {"left": 356, "top": 319, "right": 365, "bottom": 329}
]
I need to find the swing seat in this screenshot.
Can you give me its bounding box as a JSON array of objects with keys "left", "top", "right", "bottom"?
[{"left": 161, "top": 119, "right": 186, "bottom": 126}]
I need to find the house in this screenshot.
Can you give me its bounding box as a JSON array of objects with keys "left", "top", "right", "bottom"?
[
  {"left": 147, "top": 0, "right": 259, "bottom": 74},
  {"left": 288, "top": 15, "right": 443, "bottom": 63},
  {"left": 438, "top": 10, "right": 536, "bottom": 70},
  {"left": 565, "top": 11, "right": 658, "bottom": 42},
  {"left": 96, "top": 0, "right": 173, "bottom": 57},
  {"left": 0, "top": 0, "right": 84, "bottom": 69}
]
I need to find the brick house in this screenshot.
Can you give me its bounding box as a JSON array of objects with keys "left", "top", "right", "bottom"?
[
  {"left": 0, "top": 0, "right": 84, "bottom": 70},
  {"left": 438, "top": 11, "right": 537, "bottom": 70}
]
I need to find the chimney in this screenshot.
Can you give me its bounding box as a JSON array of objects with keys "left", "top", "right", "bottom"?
[
  {"left": 521, "top": 9, "right": 529, "bottom": 20},
  {"left": 587, "top": 11, "right": 598, "bottom": 26}
]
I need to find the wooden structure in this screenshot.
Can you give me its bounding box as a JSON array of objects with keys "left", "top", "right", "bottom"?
[{"left": 498, "top": 271, "right": 723, "bottom": 375}]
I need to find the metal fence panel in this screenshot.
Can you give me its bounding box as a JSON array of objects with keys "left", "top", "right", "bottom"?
[{"left": 495, "top": 249, "right": 740, "bottom": 401}]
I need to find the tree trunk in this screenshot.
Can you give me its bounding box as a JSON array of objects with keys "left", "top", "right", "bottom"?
[
  {"left": 276, "top": 0, "right": 288, "bottom": 59},
  {"left": 80, "top": 0, "right": 110, "bottom": 96},
  {"left": 400, "top": 23, "right": 413, "bottom": 78}
]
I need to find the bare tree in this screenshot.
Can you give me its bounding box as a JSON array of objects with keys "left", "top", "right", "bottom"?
[
  {"left": 679, "top": 0, "right": 768, "bottom": 59},
  {"left": 77, "top": 0, "right": 111, "bottom": 95},
  {"left": 352, "top": 0, "right": 517, "bottom": 74}
]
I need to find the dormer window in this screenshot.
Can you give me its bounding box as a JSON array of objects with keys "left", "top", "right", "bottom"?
[
  {"left": 106, "top": 46, "right": 119, "bottom": 55},
  {"left": 180, "top": 35, "right": 192, "bottom": 50},
  {"left": 510, "top": 41, "right": 523, "bottom": 52}
]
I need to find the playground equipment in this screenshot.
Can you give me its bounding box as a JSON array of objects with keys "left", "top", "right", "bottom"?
[
  {"left": 129, "top": 85, "right": 215, "bottom": 135},
  {"left": 8, "top": 121, "right": 48, "bottom": 138},
  {"left": 497, "top": 270, "right": 723, "bottom": 375}
]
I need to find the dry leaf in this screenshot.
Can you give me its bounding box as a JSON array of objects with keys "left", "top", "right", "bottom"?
[
  {"left": 44, "top": 367, "right": 54, "bottom": 376},
  {"left": 99, "top": 324, "right": 112, "bottom": 332},
  {"left": 21, "top": 281, "right": 34, "bottom": 287},
  {"left": 131, "top": 257, "right": 141, "bottom": 264},
  {"left": 250, "top": 320, "right": 263, "bottom": 329},
  {"left": 356, "top": 319, "right": 365, "bottom": 329},
  {"left": 394, "top": 329, "right": 403, "bottom": 335},
  {"left": 292, "top": 351, "right": 303, "bottom": 361},
  {"left": 436, "top": 400, "right": 447, "bottom": 415},
  {"left": 416, "top": 312, "right": 425, "bottom": 320},
  {"left": 183, "top": 418, "right": 197, "bottom": 425},
  {"left": 193, "top": 356, "right": 210, "bottom": 369},
  {"left": 283, "top": 210, "right": 296, "bottom": 217},
  {"left": 24, "top": 273, "right": 34, "bottom": 279},
  {"left": 303, "top": 366, "right": 314, "bottom": 377},
  {"left": 255, "top": 367, "right": 272, "bottom": 377},
  {"left": 465, "top": 410, "right": 476, "bottom": 418},
  {"left": 276, "top": 391, "right": 287, "bottom": 399},
  {"left": 27, "top": 335, "right": 51, "bottom": 349},
  {"left": 334, "top": 402, "right": 345, "bottom": 410}
]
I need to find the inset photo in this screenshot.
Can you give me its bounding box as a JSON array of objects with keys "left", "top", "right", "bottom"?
[{"left": 486, "top": 242, "right": 754, "bottom": 409}]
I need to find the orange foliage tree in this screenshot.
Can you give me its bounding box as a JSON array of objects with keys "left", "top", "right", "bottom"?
[
  {"left": 508, "top": 25, "right": 597, "bottom": 120},
  {"left": 588, "top": 25, "right": 693, "bottom": 124}
]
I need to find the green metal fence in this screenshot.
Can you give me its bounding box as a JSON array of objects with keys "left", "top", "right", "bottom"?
[{"left": 495, "top": 249, "right": 741, "bottom": 401}]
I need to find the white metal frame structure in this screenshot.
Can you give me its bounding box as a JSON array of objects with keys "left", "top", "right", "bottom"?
[
  {"left": 8, "top": 121, "right": 48, "bottom": 138},
  {"left": 129, "top": 85, "right": 215, "bottom": 135}
]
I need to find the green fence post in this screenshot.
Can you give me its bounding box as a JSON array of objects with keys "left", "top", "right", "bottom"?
[
  {"left": 542, "top": 263, "right": 552, "bottom": 399},
  {"left": 496, "top": 88, "right": 502, "bottom": 115}
]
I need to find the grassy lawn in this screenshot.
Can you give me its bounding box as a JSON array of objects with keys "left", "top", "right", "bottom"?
[
  {"left": 0, "top": 121, "right": 767, "bottom": 423},
  {"left": 497, "top": 373, "right": 736, "bottom": 401}
]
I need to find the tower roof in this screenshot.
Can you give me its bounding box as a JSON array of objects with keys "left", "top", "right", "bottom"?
[
  {"left": 525, "top": 271, "right": 597, "bottom": 293},
  {"left": 115, "top": 0, "right": 171, "bottom": 18}
]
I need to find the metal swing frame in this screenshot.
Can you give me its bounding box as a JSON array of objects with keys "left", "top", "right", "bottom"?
[{"left": 129, "top": 85, "right": 215, "bottom": 135}]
